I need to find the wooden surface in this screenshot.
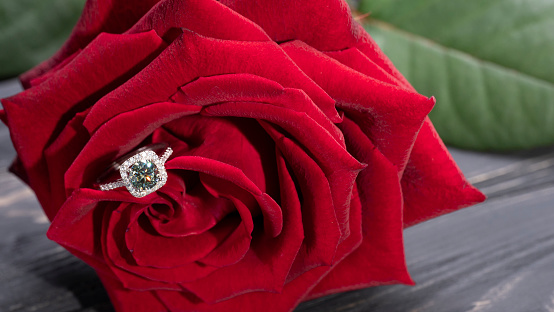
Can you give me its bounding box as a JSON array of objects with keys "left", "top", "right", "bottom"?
[{"left": 1, "top": 78, "right": 553, "bottom": 312}]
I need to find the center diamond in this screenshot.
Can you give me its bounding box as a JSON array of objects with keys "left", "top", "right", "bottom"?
[
  {"left": 128, "top": 160, "right": 160, "bottom": 191},
  {"left": 119, "top": 149, "right": 169, "bottom": 198}
]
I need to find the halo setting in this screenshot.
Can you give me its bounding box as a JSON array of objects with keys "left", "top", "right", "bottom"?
[
  {"left": 99, "top": 146, "right": 172, "bottom": 198},
  {"left": 119, "top": 150, "right": 168, "bottom": 197}
]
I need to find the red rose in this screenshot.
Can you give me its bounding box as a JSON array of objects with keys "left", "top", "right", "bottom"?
[{"left": 0, "top": 0, "right": 485, "bottom": 311}]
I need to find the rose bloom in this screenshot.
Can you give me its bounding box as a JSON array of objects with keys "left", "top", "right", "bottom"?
[{"left": 0, "top": 0, "right": 484, "bottom": 311}]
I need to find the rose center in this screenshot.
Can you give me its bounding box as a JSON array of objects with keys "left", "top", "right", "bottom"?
[{"left": 128, "top": 160, "right": 160, "bottom": 191}]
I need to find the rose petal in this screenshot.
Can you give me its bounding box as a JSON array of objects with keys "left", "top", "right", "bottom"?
[
  {"left": 306, "top": 117, "right": 414, "bottom": 299},
  {"left": 353, "top": 36, "right": 415, "bottom": 90},
  {"left": 20, "top": 0, "right": 162, "bottom": 86},
  {"left": 325, "top": 47, "right": 407, "bottom": 89},
  {"left": 161, "top": 114, "right": 279, "bottom": 197},
  {"left": 150, "top": 172, "right": 235, "bottom": 237},
  {"left": 203, "top": 102, "right": 364, "bottom": 240},
  {"left": 43, "top": 111, "right": 90, "bottom": 219},
  {"left": 126, "top": 213, "right": 241, "bottom": 268},
  {"left": 155, "top": 267, "right": 329, "bottom": 312},
  {"left": 47, "top": 188, "right": 157, "bottom": 256},
  {"left": 128, "top": 0, "right": 269, "bottom": 42},
  {"left": 83, "top": 29, "right": 339, "bottom": 133},
  {"left": 197, "top": 218, "right": 252, "bottom": 268},
  {"left": 28, "top": 49, "right": 81, "bottom": 87},
  {"left": 104, "top": 203, "right": 220, "bottom": 286},
  {"left": 201, "top": 102, "right": 363, "bottom": 175},
  {"left": 177, "top": 150, "right": 306, "bottom": 304},
  {"left": 281, "top": 40, "right": 435, "bottom": 173},
  {"left": 49, "top": 189, "right": 219, "bottom": 287},
  {"left": 0, "top": 110, "right": 7, "bottom": 125},
  {"left": 220, "top": 0, "right": 421, "bottom": 91},
  {"left": 219, "top": 0, "right": 357, "bottom": 51},
  {"left": 166, "top": 156, "right": 282, "bottom": 237},
  {"left": 198, "top": 173, "right": 257, "bottom": 233},
  {"left": 261, "top": 122, "right": 341, "bottom": 273},
  {"left": 401, "top": 118, "right": 486, "bottom": 227},
  {"left": 172, "top": 73, "right": 344, "bottom": 146}
]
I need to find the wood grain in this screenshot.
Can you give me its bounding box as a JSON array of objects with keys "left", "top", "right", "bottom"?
[{"left": 1, "top": 78, "right": 553, "bottom": 312}]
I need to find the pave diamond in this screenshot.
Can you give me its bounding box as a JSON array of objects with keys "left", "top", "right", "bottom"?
[{"left": 128, "top": 160, "right": 160, "bottom": 191}]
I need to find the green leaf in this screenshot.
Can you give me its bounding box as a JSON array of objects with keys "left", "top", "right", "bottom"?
[
  {"left": 0, "top": 0, "right": 85, "bottom": 79},
  {"left": 357, "top": 0, "right": 554, "bottom": 150}
]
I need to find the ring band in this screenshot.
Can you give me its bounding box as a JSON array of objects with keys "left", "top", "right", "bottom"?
[{"left": 97, "top": 143, "right": 172, "bottom": 198}]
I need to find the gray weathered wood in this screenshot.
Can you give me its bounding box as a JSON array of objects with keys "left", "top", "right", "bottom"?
[{"left": 0, "top": 79, "right": 18, "bottom": 170}]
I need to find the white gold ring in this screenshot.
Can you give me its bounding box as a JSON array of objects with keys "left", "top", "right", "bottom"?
[{"left": 98, "top": 143, "right": 172, "bottom": 198}]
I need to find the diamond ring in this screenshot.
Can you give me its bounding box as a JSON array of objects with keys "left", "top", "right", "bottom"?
[{"left": 97, "top": 143, "right": 172, "bottom": 198}]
